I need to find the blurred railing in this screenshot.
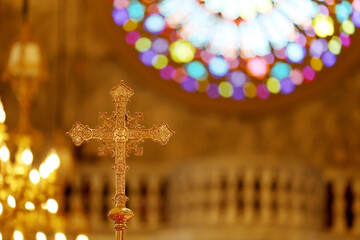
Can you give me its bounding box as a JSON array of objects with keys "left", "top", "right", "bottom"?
[{"left": 62, "top": 156, "right": 360, "bottom": 240}]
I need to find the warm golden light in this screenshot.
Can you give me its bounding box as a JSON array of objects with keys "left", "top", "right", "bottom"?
[
  {"left": 36, "top": 232, "right": 46, "bottom": 240},
  {"left": 7, "top": 195, "right": 16, "bottom": 208},
  {"left": 0, "top": 202, "right": 3, "bottom": 215},
  {"left": 0, "top": 144, "right": 10, "bottom": 162},
  {"left": 25, "top": 201, "right": 35, "bottom": 210},
  {"left": 0, "top": 100, "right": 5, "bottom": 123},
  {"left": 29, "top": 169, "right": 41, "bottom": 184},
  {"left": 45, "top": 151, "right": 60, "bottom": 171},
  {"left": 46, "top": 199, "right": 58, "bottom": 214},
  {"left": 13, "top": 231, "right": 23, "bottom": 240},
  {"left": 21, "top": 148, "right": 33, "bottom": 165},
  {"left": 39, "top": 163, "right": 51, "bottom": 179},
  {"left": 76, "top": 234, "right": 89, "bottom": 240},
  {"left": 0, "top": 232, "right": 2, "bottom": 240},
  {"left": 55, "top": 233, "right": 66, "bottom": 240}
]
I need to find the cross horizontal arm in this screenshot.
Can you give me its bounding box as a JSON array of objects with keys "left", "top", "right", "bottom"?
[
  {"left": 128, "top": 122, "right": 174, "bottom": 145},
  {"left": 66, "top": 121, "right": 114, "bottom": 146}
]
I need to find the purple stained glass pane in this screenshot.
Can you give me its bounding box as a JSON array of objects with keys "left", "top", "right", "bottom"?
[
  {"left": 152, "top": 38, "right": 169, "bottom": 54},
  {"left": 322, "top": 51, "right": 337, "bottom": 68},
  {"left": 207, "top": 83, "right": 220, "bottom": 99},
  {"left": 352, "top": 11, "right": 360, "bottom": 27},
  {"left": 126, "top": 31, "right": 141, "bottom": 45},
  {"left": 229, "top": 71, "right": 246, "bottom": 87},
  {"left": 160, "top": 65, "right": 174, "bottom": 80},
  {"left": 232, "top": 87, "right": 245, "bottom": 100},
  {"left": 303, "top": 66, "right": 316, "bottom": 81},
  {"left": 112, "top": 8, "right": 129, "bottom": 26},
  {"left": 319, "top": 5, "right": 330, "bottom": 16},
  {"left": 181, "top": 77, "right": 198, "bottom": 92},
  {"left": 140, "top": 50, "right": 156, "bottom": 66},
  {"left": 310, "top": 39, "right": 326, "bottom": 58},
  {"left": 296, "top": 33, "right": 307, "bottom": 47},
  {"left": 280, "top": 78, "right": 295, "bottom": 94},
  {"left": 257, "top": 84, "right": 270, "bottom": 99},
  {"left": 264, "top": 53, "right": 275, "bottom": 64},
  {"left": 340, "top": 33, "right": 351, "bottom": 47}
]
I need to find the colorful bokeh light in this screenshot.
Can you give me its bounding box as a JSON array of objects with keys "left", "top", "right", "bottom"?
[{"left": 112, "top": 0, "right": 360, "bottom": 101}]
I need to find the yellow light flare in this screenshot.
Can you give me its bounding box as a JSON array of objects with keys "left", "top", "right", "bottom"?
[
  {"left": 55, "top": 233, "right": 66, "bottom": 240},
  {"left": 29, "top": 169, "right": 41, "bottom": 184},
  {"left": 0, "top": 144, "right": 10, "bottom": 162},
  {"left": 13, "top": 231, "right": 23, "bottom": 240},
  {"left": 7, "top": 195, "right": 16, "bottom": 208},
  {"left": 76, "top": 235, "right": 89, "bottom": 240},
  {"left": 170, "top": 40, "right": 195, "bottom": 63},
  {"left": 21, "top": 148, "right": 33, "bottom": 165},
  {"left": 313, "top": 14, "right": 334, "bottom": 38},
  {"left": 25, "top": 201, "right": 35, "bottom": 210},
  {"left": 39, "top": 163, "right": 51, "bottom": 179},
  {"left": 45, "top": 151, "right": 60, "bottom": 172},
  {"left": 46, "top": 199, "right": 58, "bottom": 214},
  {"left": 0, "top": 99, "right": 5, "bottom": 123},
  {"left": 36, "top": 232, "right": 46, "bottom": 240}
]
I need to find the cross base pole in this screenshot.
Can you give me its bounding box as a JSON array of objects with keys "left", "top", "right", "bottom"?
[{"left": 108, "top": 207, "right": 134, "bottom": 240}]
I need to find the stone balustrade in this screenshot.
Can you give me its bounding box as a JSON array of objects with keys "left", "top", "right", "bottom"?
[{"left": 62, "top": 156, "right": 360, "bottom": 240}]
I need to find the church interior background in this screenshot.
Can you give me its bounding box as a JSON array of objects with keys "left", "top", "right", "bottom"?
[{"left": 1, "top": 0, "right": 360, "bottom": 239}]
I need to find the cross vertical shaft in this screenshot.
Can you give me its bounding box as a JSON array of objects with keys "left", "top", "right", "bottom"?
[{"left": 67, "top": 82, "right": 174, "bottom": 240}]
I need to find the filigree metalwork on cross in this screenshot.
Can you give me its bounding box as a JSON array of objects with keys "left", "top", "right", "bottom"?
[{"left": 66, "top": 82, "right": 174, "bottom": 240}]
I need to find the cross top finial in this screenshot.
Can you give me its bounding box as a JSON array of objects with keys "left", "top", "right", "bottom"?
[{"left": 110, "top": 81, "right": 134, "bottom": 102}]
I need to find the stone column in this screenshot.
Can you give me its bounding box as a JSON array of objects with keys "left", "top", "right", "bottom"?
[
  {"left": 332, "top": 179, "right": 347, "bottom": 234},
  {"left": 169, "top": 177, "right": 178, "bottom": 226},
  {"left": 90, "top": 174, "right": 104, "bottom": 231},
  {"left": 244, "top": 169, "right": 255, "bottom": 224},
  {"left": 128, "top": 176, "right": 141, "bottom": 230},
  {"left": 193, "top": 170, "right": 206, "bottom": 225},
  {"left": 277, "top": 171, "right": 289, "bottom": 226},
  {"left": 352, "top": 178, "right": 360, "bottom": 235},
  {"left": 147, "top": 176, "right": 160, "bottom": 229},
  {"left": 108, "top": 175, "right": 116, "bottom": 228},
  {"left": 260, "top": 170, "right": 272, "bottom": 225},
  {"left": 225, "top": 168, "right": 237, "bottom": 224},
  {"left": 291, "top": 173, "right": 302, "bottom": 227},
  {"left": 208, "top": 169, "right": 221, "bottom": 225},
  {"left": 178, "top": 174, "right": 188, "bottom": 226}
]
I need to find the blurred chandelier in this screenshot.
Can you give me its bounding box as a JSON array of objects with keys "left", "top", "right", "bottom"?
[
  {"left": 112, "top": 0, "right": 360, "bottom": 100},
  {"left": 0, "top": 0, "right": 89, "bottom": 239},
  {"left": 0, "top": 99, "right": 63, "bottom": 240}
]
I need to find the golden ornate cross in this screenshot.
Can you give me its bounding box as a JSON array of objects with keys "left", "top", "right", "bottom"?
[{"left": 66, "top": 82, "right": 174, "bottom": 240}]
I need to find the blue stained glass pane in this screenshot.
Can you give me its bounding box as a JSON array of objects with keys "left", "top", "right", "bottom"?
[{"left": 128, "top": 1, "right": 145, "bottom": 22}]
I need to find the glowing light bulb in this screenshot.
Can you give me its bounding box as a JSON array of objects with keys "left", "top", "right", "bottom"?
[
  {"left": 45, "top": 151, "right": 60, "bottom": 171},
  {"left": 29, "top": 169, "right": 41, "bottom": 184},
  {"left": 36, "top": 232, "right": 47, "bottom": 240},
  {"left": 0, "top": 144, "right": 10, "bottom": 162},
  {"left": 0, "top": 202, "right": 3, "bottom": 215},
  {"left": 76, "top": 234, "right": 89, "bottom": 240},
  {"left": 55, "top": 233, "right": 66, "bottom": 240},
  {"left": 7, "top": 195, "right": 16, "bottom": 208},
  {"left": 25, "top": 201, "right": 35, "bottom": 210},
  {"left": 46, "top": 199, "right": 58, "bottom": 213},
  {"left": 22, "top": 148, "right": 33, "bottom": 165},
  {"left": 39, "top": 163, "right": 51, "bottom": 179},
  {"left": 0, "top": 99, "right": 5, "bottom": 123},
  {"left": 13, "top": 231, "right": 23, "bottom": 240}
]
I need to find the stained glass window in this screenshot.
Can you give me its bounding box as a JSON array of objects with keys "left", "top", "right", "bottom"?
[{"left": 112, "top": 0, "right": 360, "bottom": 100}]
